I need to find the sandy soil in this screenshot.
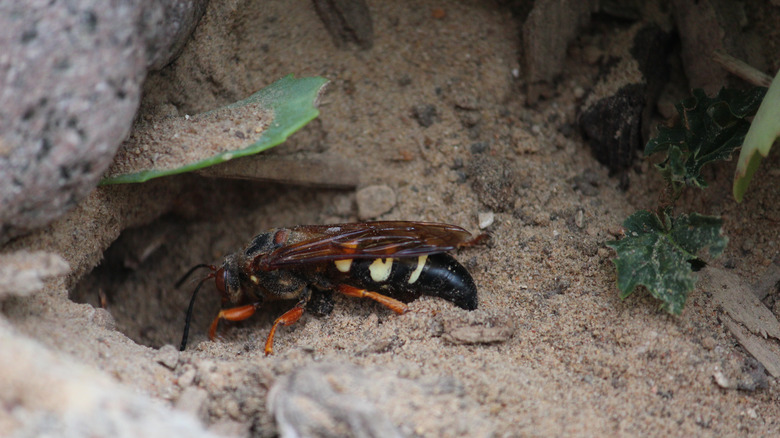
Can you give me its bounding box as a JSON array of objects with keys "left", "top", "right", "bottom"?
[{"left": 4, "top": 1, "right": 780, "bottom": 437}]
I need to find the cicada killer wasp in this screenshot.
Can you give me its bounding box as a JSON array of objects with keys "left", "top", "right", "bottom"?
[{"left": 178, "top": 221, "right": 482, "bottom": 354}]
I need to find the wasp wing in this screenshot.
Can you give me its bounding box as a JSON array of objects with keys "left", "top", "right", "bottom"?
[{"left": 257, "top": 221, "right": 472, "bottom": 270}]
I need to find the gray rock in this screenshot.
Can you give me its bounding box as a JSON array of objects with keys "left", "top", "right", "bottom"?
[
  {"left": 0, "top": 251, "right": 69, "bottom": 299},
  {"left": 268, "top": 362, "right": 496, "bottom": 438},
  {"left": 0, "top": 323, "right": 217, "bottom": 438},
  {"left": 268, "top": 364, "right": 405, "bottom": 438},
  {"left": 143, "top": 0, "right": 208, "bottom": 71},
  {"left": 0, "top": 0, "right": 206, "bottom": 244}
]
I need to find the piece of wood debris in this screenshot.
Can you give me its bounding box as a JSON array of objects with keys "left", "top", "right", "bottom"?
[
  {"left": 441, "top": 314, "right": 515, "bottom": 345},
  {"left": 703, "top": 267, "right": 780, "bottom": 340},
  {"left": 701, "top": 267, "right": 780, "bottom": 377},
  {"left": 712, "top": 51, "right": 773, "bottom": 88},
  {"left": 722, "top": 315, "right": 780, "bottom": 378}
]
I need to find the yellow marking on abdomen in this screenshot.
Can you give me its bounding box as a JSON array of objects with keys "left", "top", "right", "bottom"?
[
  {"left": 369, "top": 258, "right": 394, "bottom": 282},
  {"left": 334, "top": 259, "right": 353, "bottom": 273},
  {"left": 407, "top": 255, "right": 428, "bottom": 284},
  {"left": 250, "top": 275, "right": 260, "bottom": 284}
]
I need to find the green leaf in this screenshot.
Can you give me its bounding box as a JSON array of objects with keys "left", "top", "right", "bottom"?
[
  {"left": 101, "top": 75, "right": 329, "bottom": 184},
  {"left": 606, "top": 210, "right": 728, "bottom": 314},
  {"left": 734, "top": 70, "right": 780, "bottom": 202},
  {"left": 645, "top": 87, "right": 767, "bottom": 191}
]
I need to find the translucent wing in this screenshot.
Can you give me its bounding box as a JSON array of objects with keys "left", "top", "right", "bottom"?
[{"left": 256, "top": 221, "right": 472, "bottom": 270}]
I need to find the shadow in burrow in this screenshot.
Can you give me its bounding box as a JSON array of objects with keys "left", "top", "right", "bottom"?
[{"left": 69, "top": 178, "right": 353, "bottom": 350}]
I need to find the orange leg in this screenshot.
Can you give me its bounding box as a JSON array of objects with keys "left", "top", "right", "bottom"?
[
  {"left": 337, "top": 284, "right": 408, "bottom": 314},
  {"left": 264, "top": 304, "right": 306, "bottom": 356},
  {"left": 208, "top": 303, "right": 259, "bottom": 341},
  {"left": 458, "top": 233, "right": 489, "bottom": 248}
]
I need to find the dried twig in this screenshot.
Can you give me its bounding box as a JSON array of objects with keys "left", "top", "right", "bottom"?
[{"left": 712, "top": 51, "right": 773, "bottom": 87}]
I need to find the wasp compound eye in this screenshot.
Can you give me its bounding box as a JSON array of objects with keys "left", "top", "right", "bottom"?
[{"left": 215, "top": 267, "right": 227, "bottom": 294}]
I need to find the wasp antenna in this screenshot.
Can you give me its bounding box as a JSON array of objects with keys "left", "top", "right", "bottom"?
[
  {"left": 175, "top": 264, "right": 214, "bottom": 289},
  {"left": 180, "top": 275, "right": 212, "bottom": 351}
]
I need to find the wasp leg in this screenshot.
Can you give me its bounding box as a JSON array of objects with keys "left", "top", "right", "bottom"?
[
  {"left": 458, "top": 233, "right": 489, "bottom": 248},
  {"left": 337, "top": 284, "right": 409, "bottom": 314},
  {"left": 265, "top": 301, "right": 307, "bottom": 356},
  {"left": 208, "top": 303, "right": 260, "bottom": 341}
]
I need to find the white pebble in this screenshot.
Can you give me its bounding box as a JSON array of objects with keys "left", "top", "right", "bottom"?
[{"left": 478, "top": 211, "right": 494, "bottom": 229}]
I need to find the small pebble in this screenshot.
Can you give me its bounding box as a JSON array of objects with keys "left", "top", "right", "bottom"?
[
  {"left": 155, "top": 103, "right": 179, "bottom": 117},
  {"left": 478, "top": 211, "right": 494, "bottom": 229},
  {"left": 356, "top": 185, "right": 396, "bottom": 219},
  {"left": 411, "top": 104, "right": 437, "bottom": 127},
  {"left": 470, "top": 141, "right": 489, "bottom": 154},
  {"left": 458, "top": 111, "right": 482, "bottom": 128},
  {"left": 533, "top": 212, "right": 550, "bottom": 227},
  {"left": 155, "top": 344, "right": 179, "bottom": 370},
  {"left": 574, "top": 209, "right": 585, "bottom": 228},
  {"left": 177, "top": 365, "right": 197, "bottom": 388},
  {"left": 713, "top": 371, "right": 733, "bottom": 389}
]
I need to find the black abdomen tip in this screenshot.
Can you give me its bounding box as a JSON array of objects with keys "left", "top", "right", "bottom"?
[{"left": 415, "top": 253, "right": 478, "bottom": 310}]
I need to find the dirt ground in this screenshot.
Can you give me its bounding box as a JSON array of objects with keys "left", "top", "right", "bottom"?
[{"left": 3, "top": 1, "right": 780, "bottom": 437}]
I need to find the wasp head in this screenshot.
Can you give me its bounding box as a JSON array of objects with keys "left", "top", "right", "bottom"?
[
  {"left": 215, "top": 254, "right": 244, "bottom": 305},
  {"left": 177, "top": 255, "right": 243, "bottom": 351}
]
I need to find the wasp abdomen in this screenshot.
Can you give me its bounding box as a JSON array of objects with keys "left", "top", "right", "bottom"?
[{"left": 333, "top": 253, "right": 477, "bottom": 310}]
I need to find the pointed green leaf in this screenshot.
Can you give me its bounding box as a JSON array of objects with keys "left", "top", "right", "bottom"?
[
  {"left": 101, "top": 75, "right": 329, "bottom": 184},
  {"left": 734, "top": 70, "right": 780, "bottom": 202}
]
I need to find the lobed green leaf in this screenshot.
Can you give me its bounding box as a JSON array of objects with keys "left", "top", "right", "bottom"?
[
  {"left": 646, "top": 87, "right": 767, "bottom": 191},
  {"left": 606, "top": 210, "right": 727, "bottom": 314}
]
